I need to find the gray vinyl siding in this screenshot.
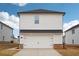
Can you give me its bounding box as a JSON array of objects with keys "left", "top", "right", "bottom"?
[
  {"left": 0, "top": 22, "right": 13, "bottom": 42},
  {"left": 65, "top": 27, "right": 79, "bottom": 44}
]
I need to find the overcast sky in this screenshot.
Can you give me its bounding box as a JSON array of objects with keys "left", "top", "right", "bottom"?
[{"left": 0, "top": 3, "right": 79, "bottom": 37}]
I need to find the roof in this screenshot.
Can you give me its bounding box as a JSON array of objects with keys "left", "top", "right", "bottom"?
[
  {"left": 0, "top": 21, "right": 13, "bottom": 29},
  {"left": 65, "top": 24, "right": 79, "bottom": 32},
  {"left": 18, "top": 9, "right": 65, "bottom": 15}
]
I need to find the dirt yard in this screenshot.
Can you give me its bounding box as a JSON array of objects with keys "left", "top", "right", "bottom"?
[
  {"left": 0, "top": 43, "right": 20, "bottom": 56},
  {"left": 0, "top": 49, "right": 20, "bottom": 56},
  {"left": 56, "top": 48, "right": 79, "bottom": 56}
]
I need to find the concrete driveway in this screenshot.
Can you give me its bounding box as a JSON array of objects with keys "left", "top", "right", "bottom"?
[{"left": 14, "top": 49, "right": 61, "bottom": 56}]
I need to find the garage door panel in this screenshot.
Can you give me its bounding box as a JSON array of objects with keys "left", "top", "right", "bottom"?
[
  {"left": 39, "top": 39, "right": 53, "bottom": 48},
  {"left": 23, "top": 33, "right": 53, "bottom": 48}
]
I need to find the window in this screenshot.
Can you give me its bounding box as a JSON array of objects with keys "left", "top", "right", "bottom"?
[
  {"left": 3, "top": 36, "right": 4, "bottom": 41},
  {"left": 35, "top": 20, "right": 39, "bottom": 24},
  {"left": 34, "top": 16, "right": 39, "bottom": 24},
  {"left": 72, "top": 29, "right": 75, "bottom": 34},
  {"left": 1, "top": 24, "right": 3, "bottom": 30},
  {"left": 72, "top": 39, "right": 74, "bottom": 44}
]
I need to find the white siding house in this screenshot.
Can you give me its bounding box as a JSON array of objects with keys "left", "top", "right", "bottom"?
[
  {"left": 0, "top": 21, "right": 14, "bottom": 42},
  {"left": 65, "top": 24, "right": 79, "bottom": 44},
  {"left": 18, "top": 9, "right": 65, "bottom": 48}
]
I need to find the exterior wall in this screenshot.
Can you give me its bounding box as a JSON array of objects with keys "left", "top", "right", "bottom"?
[
  {"left": 0, "top": 23, "right": 2, "bottom": 41},
  {"left": 0, "top": 22, "right": 13, "bottom": 42},
  {"left": 65, "top": 27, "right": 79, "bottom": 44},
  {"left": 20, "top": 13, "right": 63, "bottom": 30},
  {"left": 53, "top": 33, "right": 63, "bottom": 44}
]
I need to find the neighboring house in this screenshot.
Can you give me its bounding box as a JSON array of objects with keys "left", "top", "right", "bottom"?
[
  {"left": 0, "top": 21, "right": 14, "bottom": 42},
  {"left": 13, "top": 37, "right": 19, "bottom": 43},
  {"left": 18, "top": 9, "right": 65, "bottom": 48},
  {"left": 65, "top": 24, "right": 79, "bottom": 44}
]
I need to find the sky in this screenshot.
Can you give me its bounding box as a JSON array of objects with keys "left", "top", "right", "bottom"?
[{"left": 0, "top": 3, "right": 79, "bottom": 37}]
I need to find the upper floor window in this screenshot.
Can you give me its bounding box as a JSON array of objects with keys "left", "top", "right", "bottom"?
[
  {"left": 72, "top": 29, "right": 75, "bottom": 34},
  {"left": 34, "top": 16, "right": 39, "bottom": 24}
]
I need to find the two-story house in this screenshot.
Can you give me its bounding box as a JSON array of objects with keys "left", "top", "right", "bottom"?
[
  {"left": 0, "top": 21, "right": 14, "bottom": 43},
  {"left": 65, "top": 24, "right": 79, "bottom": 44},
  {"left": 18, "top": 9, "right": 65, "bottom": 48}
]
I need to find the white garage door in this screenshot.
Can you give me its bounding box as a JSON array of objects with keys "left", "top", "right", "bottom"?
[{"left": 22, "top": 33, "right": 53, "bottom": 48}]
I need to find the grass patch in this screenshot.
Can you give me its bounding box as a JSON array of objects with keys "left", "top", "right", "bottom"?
[{"left": 56, "top": 48, "right": 79, "bottom": 56}]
